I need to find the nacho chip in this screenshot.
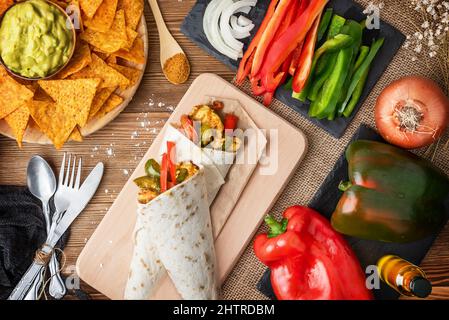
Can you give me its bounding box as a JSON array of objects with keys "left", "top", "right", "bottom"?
[
  {"left": 83, "top": 0, "right": 118, "bottom": 32},
  {"left": 38, "top": 78, "right": 101, "bottom": 127},
  {"left": 114, "top": 37, "right": 145, "bottom": 64},
  {"left": 0, "top": 0, "right": 14, "bottom": 15},
  {"left": 4, "top": 105, "right": 30, "bottom": 148},
  {"left": 105, "top": 54, "right": 117, "bottom": 64},
  {"left": 88, "top": 86, "right": 116, "bottom": 119},
  {"left": 58, "top": 41, "right": 92, "bottom": 79},
  {"left": 69, "top": 53, "right": 129, "bottom": 89},
  {"left": 108, "top": 63, "right": 140, "bottom": 90},
  {"left": 80, "top": 0, "right": 103, "bottom": 18},
  {"left": 81, "top": 9, "right": 127, "bottom": 53},
  {"left": 27, "top": 100, "right": 77, "bottom": 149},
  {"left": 49, "top": 0, "right": 69, "bottom": 9},
  {"left": 119, "top": 0, "right": 143, "bottom": 30},
  {"left": 69, "top": 126, "right": 84, "bottom": 142},
  {"left": 95, "top": 93, "right": 123, "bottom": 118},
  {"left": 67, "top": 0, "right": 84, "bottom": 32},
  {"left": 0, "top": 66, "right": 34, "bottom": 119},
  {"left": 123, "top": 27, "right": 138, "bottom": 50}
]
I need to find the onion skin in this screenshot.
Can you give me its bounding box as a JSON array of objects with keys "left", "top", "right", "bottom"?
[{"left": 375, "top": 76, "right": 449, "bottom": 149}]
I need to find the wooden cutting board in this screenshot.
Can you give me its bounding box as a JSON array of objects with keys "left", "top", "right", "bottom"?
[{"left": 76, "top": 73, "right": 308, "bottom": 299}]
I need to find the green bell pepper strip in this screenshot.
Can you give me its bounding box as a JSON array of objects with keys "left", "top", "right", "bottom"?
[
  {"left": 339, "top": 37, "right": 385, "bottom": 112},
  {"left": 293, "top": 18, "right": 349, "bottom": 102},
  {"left": 292, "top": 34, "right": 352, "bottom": 102},
  {"left": 337, "top": 21, "right": 363, "bottom": 105},
  {"left": 342, "top": 66, "right": 369, "bottom": 117},
  {"left": 317, "top": 8, "right": 333, "bottom": 42},
  {"left": 352, "top": 45, "right": 370, "bottom": 74},
  {"left": 331, "top": 140, "right": 449, "bottom": 243},
  {"left": 307, "top": 55, "right": 337, "bottom": 101}
]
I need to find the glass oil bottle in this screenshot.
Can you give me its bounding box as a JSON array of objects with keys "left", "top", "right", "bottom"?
[{"left": 377, "top": 255, "right": 432, "bottom": 298}]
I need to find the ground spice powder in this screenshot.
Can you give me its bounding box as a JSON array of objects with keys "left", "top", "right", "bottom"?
[{"left": 163, "top": 53, "right": 190, "bottom": 84}]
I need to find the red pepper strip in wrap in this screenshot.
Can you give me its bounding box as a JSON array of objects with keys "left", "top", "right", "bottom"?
[
  {"left": 160, "top": 153, "right": 169, "bottom": 193},
  {"left": 258, "top": 0, "right": 329, "bottom": 82},
  {"left": 254, "top": 205, "right": 373, "bottom": 300},
  {"left": 180, "top": 115, "right": 198, "bottom": 144},
  {"left": 224, "top": 113, "right": 239, "bottom": 131},
  {"left": 292, "top": 13, "right": 322, "bottom": 93},
  {"left": 250, "top": 0, "right": 292, "bottom": 78},
  {"left": 236, "top": 0, "right": 279, "bottom": 84},
  {"left": 166, "top": 141, "right": 177, "bottom": 184}
]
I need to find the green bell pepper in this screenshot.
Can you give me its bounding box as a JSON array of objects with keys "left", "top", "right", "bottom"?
[{"left": 331, "top": 140, "right": 449, "bottom": 243}]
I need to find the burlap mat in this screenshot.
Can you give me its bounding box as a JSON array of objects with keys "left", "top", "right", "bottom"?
[{"left": 222, "top": 0, "right": 449, "bottom": 300}]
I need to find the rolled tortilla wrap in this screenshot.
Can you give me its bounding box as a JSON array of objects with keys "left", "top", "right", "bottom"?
[
  {"left": 124, "top": 214, "right": 165, "bottom": 299},
  {"left": 160, "top": 124, "right": 226, "bottom": 204},
  {"left": 125, "top": 167, "right": 218, "bottom": 300}
]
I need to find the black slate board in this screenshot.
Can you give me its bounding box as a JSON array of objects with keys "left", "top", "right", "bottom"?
[
  {"left": 181, "top": 0, "right": 405, "bottom": 138},
  {"left": 256, "top": 124, "right": 449, "bottom": 300}
]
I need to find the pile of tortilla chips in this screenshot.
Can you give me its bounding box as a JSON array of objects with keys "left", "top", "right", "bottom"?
[{"left": 0, "top": 0, "right": 144, "bottom": 149}]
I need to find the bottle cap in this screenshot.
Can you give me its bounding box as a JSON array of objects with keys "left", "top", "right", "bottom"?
[{"left": 410, "top": 277, "right": 432, "bottom": 298}]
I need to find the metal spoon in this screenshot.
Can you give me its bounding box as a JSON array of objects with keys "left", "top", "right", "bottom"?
[{"left": 25, "top": 156, "right": 57, "bottom": 300}]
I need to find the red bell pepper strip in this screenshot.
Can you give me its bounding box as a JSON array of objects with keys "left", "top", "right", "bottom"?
[
  {"left": 180, "top": 115, "right": 198, "bottom": 144},
  {"left": 254, "top": 205, "right": 373, "bottom": 300},
  {"left": 166, "top": 141, "right": 177, "bottom": 184},
  {"left": 250, "top": 77, "right": 266, "bottom": 96},
  {"left": 263, "top": 91, "right": 274, "bottom": 106},
  {"left": 292, "top": 13, "right": 322, "bottom": 93},
  {"left": 251, "top": 0, "right": 292, "bottom": 78},
  {"left": 224, "top": 113, "right": 239, "bottom": 131},
  {"left": 160, "top": 153, "right": 169, "bottom": 193},
  {"left": 259, "top": 0, "right": 329, "bottom": 81},
  {"left": 289, "top": 41, "right": 304, "bottom": 76},
  {"left": 236, "top": 0, "right": 279, "bottom": 85}
]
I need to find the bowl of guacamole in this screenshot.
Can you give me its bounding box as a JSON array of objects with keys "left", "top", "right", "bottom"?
[{"left": 0, "top": 0, "right": 76, "bottom": 79}]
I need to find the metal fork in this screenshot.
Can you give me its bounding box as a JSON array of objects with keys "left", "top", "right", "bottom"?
[{"left": 48, "top": 153, "right": 82, "bottom": 299}]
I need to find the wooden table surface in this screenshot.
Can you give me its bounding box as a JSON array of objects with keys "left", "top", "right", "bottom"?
[{"left": 1, "top": 0, "right": 448, "bottom": 300}]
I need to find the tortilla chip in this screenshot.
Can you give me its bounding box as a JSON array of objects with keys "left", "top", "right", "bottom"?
[
  {"left": 58, "top": 41, "right": 92, "bottom": 79},
  {"left": 119, "top": 0, "right": 143, "bottom": 30},
  {"left": 0, "top": 67, "right": 34, "bottom": 119},
  {"left": 83, "top": 0, "right": 118, "bottom": 32},
  {"left": 27, "top": 100, "right": 77, "bottom": 149},
  {"left": 88, "top": 86, "right": 116, "bottom": 119},
  {"left": 49, "top": 0, "right": 69, "bottom": 9},
  {"left": 80, "top": 0, "right": 103, "bottom": 18},
  {"left": 69, "top": 126, "right": 84, "bottom": 142},
  {"left": 81, "top": 9, "right": 127, "bottom": 53},
  {"left": 4, "top": 105, "right": 30, "bottom": 148},
  {"left": 108, "top": 63, "right": 140, "bottom": 90},
  {"left": 123, "top": 27, "right": 138, "bottom": 50},
  {"left": 105, "top": 54, "right": 117, "bottom": 64},
  {"left": 0, "top": 0, "right": 13, "bottom": 15},
  {"left": 114, "top": 38, "right": 145, "bottom": 64},
  {"left": 38, "top": 78, "right": 101, "bottom": 127},
  {"left": 69, "top": 53, "right": 129, "bottom": 89},
  {"left": 95, "top": 93, "right": 123, "bottom": 118},
  {"left": 67, "top": 0, "right": 84, "bottom": 32}
]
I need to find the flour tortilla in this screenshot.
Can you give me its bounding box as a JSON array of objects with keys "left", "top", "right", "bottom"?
[{"left": 124, "top": 167, "right": 218, "bottom": 300}]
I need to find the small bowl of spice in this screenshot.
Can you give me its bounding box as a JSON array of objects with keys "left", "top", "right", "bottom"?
[{"left": 0, "top": 0, "right": 76, "bottom": 80}]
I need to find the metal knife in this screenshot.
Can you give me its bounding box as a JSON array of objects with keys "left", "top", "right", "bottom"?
[{"left": 8, "top": 162, "right": 104, "bottom": 300}]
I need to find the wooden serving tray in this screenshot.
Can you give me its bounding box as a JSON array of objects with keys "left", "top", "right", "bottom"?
[{"left": 76, "top": 73, "right": 308, "bottom": 299}]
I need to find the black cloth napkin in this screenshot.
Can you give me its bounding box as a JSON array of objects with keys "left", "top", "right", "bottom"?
[{"left": 0, "top": 185, "right": 69, "bottom": 299}]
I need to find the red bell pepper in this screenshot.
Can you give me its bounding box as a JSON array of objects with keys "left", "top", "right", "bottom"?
[
  {"left": 166, "top": 141, "right": 177, "bottom": 184},
  {"left": 258, "top": 0, "right": 328, "bottom": 81},
  {"left": 251, "top": 0, "right": 292, "bottom": 78},
  {"left": 254, "top": 206, "right": 373, "bottom": 300},
  {"left": 180, "top": 115, "right": 198, "bottom": 144},
  {"left": 160, "top": 153, "right": 169, "bottom": 193},
  {"left": 224, "top": 113, "right": 239, "bottom": 131},
  {"left": 288, "top": 0, "right": 309, "bottom": 76},
  {"left": 292, "top": 13, "right": 321, "bottom": 93},
  {"left": 236, "top": 0, "right": 279, "bottom": 84}
]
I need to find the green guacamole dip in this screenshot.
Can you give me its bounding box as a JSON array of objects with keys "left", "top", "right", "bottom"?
[{"left": 0, "top": 0, "right": 74, "bottom": 78}]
